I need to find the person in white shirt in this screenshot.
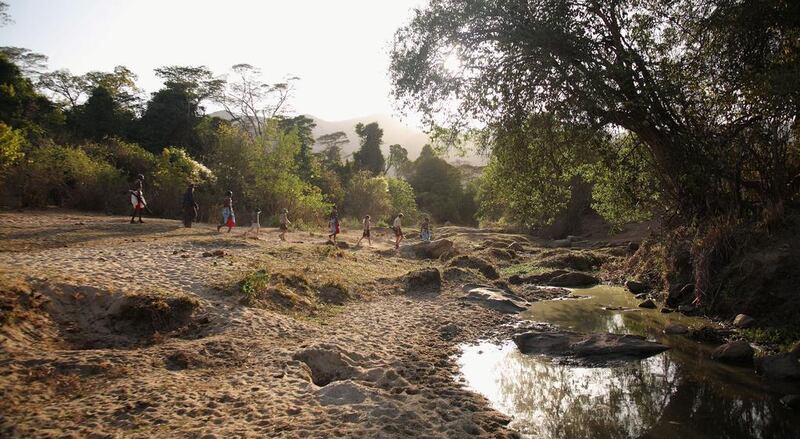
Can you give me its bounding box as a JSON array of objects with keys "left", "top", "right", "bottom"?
[
  {"left": 393, "top": 213, "right": 404, "bottom": 249},
  {"left": 356, "top": 215, "right": 371, "bottom": 247}
]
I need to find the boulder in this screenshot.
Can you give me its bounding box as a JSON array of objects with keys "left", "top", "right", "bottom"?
[
  {"left": 780, "top": 394, "right": 800, "bottom": 409},
  {"left": 403, "top": 268, "right": 441, "bottom": 292},
  {"left": 401, "top": 239, "right": 454, "bottom": 259},
  {"left": 508, "top": 242, "right": 524, "bottom": 252},
  {"left": 638, "top": 299, "right": 657, "bottom": 309},
  {"left": 512, "top": 330, "right": 669, "bottom": 364},
  {"left": 664, "top": 323, "right": 690, "bottom": 335},
  {"left": 733, "top": 314, "right": 756, "bottom": 329},
  {"left": 448, "top": 256, "right": 500, "bottom": 280},
  {"left": 545, "top": 272, "right": 599, "bottom": 287},
  {"left": 509, "top": 269, "right": 569, "bottom": 285},
  {"left": 711, "top": 340, "right": 754, "bottom": 365},
  {"left": 462, "top": 284, "right": 529, "bottom": 313},
  {"left": 756, "top": 353, "right": 800, "bottom": 381},
  {"left": 625, "top": 280, "right": 648, "bottom": 295}
]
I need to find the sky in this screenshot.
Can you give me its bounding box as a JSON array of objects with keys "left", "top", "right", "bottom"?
[{"left": 0, "top": 0, "right": 426, "bottom": 122}]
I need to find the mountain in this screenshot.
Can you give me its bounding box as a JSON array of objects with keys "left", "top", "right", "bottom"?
[{"left": 208, "top": 111, "right": 486, "bottom": 165}]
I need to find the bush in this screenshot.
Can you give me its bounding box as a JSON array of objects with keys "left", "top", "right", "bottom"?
[
  {"left": 0, "top": 122, "right": 24, "bottom": 180},
  {"left": 386, "top": 177, "right": 419, "bottom": 223},
  {"left": 12, "top": 144, "right": 127, "bottom": 211},
  {"left": 343, "top": 171, "right": 392, "bottom": 221},
  {"left": 149, "top": 147, "right": 215, "bottom": 218}
]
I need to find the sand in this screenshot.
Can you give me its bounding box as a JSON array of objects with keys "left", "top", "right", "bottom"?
[{"left": 0, "top": 211, "right": 522, "bottom": 438}]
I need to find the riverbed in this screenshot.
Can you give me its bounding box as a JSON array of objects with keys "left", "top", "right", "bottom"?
[{"left": 457, "top": 286, "right": 800, "bottom": 438}]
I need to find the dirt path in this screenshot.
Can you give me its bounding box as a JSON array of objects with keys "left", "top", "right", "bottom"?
[{"left": 0, "top": 211, "right": 519, "bottom": 438}]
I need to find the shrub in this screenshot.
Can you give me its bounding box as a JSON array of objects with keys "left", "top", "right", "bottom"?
[{"left": 343, "top": 171, "right": 391, "bottom": 221}]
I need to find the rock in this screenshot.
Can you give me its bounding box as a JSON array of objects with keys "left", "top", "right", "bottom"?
[
  {"left": 756, "top": 353, "right": 800, "bottom": 381},
  {"left": 512, "top": 330, "right": 669, "bottom": 364},
  {"left": 664, "top": 323, "right": 690, "bottom": 335},
  {"left": 442, "top": 267, "right": 474, "bottom": 282},
  {"left": 551, "top": 238, "right": 572, "bottom": 248},
  {"left": 711, "top": 340, "right": 754, "bottom": 365},
  {"left": 545, "top": 272, "right": 599, "bottom": 287},
  {"left": 780, "top": 394, "right": 800, "bottom": 409},
  {"left": 401, "top": 239, "right": 454, "bottom": 259},
  {"left": 462, "top": 284, "right": 529, "bottom": 313},
  {"left": 508, "top": 242, "right": 524, "bottom": 252},
  {"left": 625, "top": 280, "right": 648, "bottom": 295},
  {"left": 660, "top": 307, "right": 674, "bottom": 314},
  {"left": 638, "top": 299, "right": 657, "bottom": 309},
  {"left": 438, "top": 323, "right": 462, "bottom": 341},
  {"left": 733, "top": 314, "right": 756, "bottom": 329},
  {"left": 403, "top": 268, "right": 441, "bottom": 292},
  {"left": 448, "top": 256, "right": 500, "bottom": 280}
]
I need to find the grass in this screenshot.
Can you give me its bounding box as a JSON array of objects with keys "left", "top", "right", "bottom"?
[
  {"left": 499, "top": 262, "right": 549, "bottom": 277},
  {"left": 739, "top": 326, "right": 800, "bottom": 352}
]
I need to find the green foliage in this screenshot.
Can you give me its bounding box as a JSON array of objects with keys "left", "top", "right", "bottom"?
[
  {"left": 0, "top": 122, "right": 24, "bottom": 178},
  {"left": 82, "top": 138, "right": 156, "bottom": 179},
  {"left": 278, "top": 115, "right": 317, "bottom": 182},
  {"left": 343, "top": 171, "right": 392, "bottom": 221},
  {"left": 68, "top": 86, "right": 135, "bottom": 141},
  {"left": 386, "top": 177, "right": 419, "bottom": 223},
  {"left": 406, "top": 145, "right": 469, "bottom": 224},
  {"left": 12, "top": 144, "right": 127, "bottom": 211},
  {"left": 239, "top": 269, "right": 271, "bottom": 305},
  {"left": 385, "top": 144, "right": 410, "bottom": 175},
  {"left": 353, "top": 122, "right": 385, "bottom": 175},
  {"left": 0, "top": 55, "right": 62, "bottom": 136},
  {"left": 136, "top": 83, "right": 202, "bottom": 154},
  {"left": 149, "top": 147, "right": 215, "bottom": 217}
]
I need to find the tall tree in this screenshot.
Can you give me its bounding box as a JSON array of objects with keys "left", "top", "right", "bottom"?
[
  {"left": 153, "top": 65, "right": 224, "bottom": 112},
  {"left": 0, "top": 55, "right": 61, "bottom": 134},
  {"left": 136, "top": 82, "right": 201, "bottom": 153},
  {"left": 0, "top": 47, "right": 47, "bottom": 79},
  {"left": 384, "top": 143, "right": 409, "bottom": 175},
  {"left": 215, "top": 64, "right": 297, "bottom": 137},
  {"left": 278, "top": 115, "right": 317, "bottom": 182},
  {"left": 70, "top": 86, "right": 134, "bottom": 141},
  {"left": 38, "top": 69, "right": 89, "bottom": 108},
  {"left": 406, "top": 144, "right": 466, "bottom": 223},
  {"left": 316, "top": 131, "right": 349, "bottom": 167},
  {"left": 352, "top": 122, "right": 385, "bottom": 175},
  {"left": 390, "top": 0, "right": 800, "bottom": 221}
]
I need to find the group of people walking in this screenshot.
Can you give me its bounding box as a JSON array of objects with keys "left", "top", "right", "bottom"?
[{"left": 129, "top": 175, "right": 432, "bottom": 247}]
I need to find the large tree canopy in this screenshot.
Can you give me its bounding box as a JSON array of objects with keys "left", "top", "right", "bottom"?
[{"left": 390, "top": 0, "right": 800, "bottom": 220}]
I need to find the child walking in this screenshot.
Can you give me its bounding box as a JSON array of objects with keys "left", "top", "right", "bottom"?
[
  {"left": 279, "top": 208, "right": 291, "bottom": 241},
  {"left": 356, "top": 215, "right": 371, "bottom": 247},
  {"left": 420, "top": 216, "right": 432, "bottom": 242},
  {"left": 217, "top": 191, "right": 235, "bottom": 233},
  {"left": 327, "top": 205, "right": 339, "bottom": 243},
  {"left": 393, "top": 213, "right": 404, "bottom": 249}
]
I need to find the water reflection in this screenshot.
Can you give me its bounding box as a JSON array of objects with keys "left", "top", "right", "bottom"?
[{"left": 457, "top": 286, "right": 800, "bottom": 439}]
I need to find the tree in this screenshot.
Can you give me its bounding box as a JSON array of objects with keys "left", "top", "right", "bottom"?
[
  {"left": 390, "top": 0, "right": 800, "bottom": 222},
  {"left": 0, "top": 55, "right": 62, "bottom": 135},
  {"left": 407, "top": 145, "right": 466, "bottom": 223},
  {"left": 38, "top": 69, "right": 89, "bottom": 108},
  {"left": 0, "top": 1, "right": 11, "bottom": 26},
  {"left": 69, "top": 86, "right": 134, "bottom": 141},
  {"left": 0, "top": 122, "right": 24, "bottom": 179},
  {"left": 82, "top": 66, "right": 141, "bottom": 112},
  {"left": 215, "top": 64, "right": 298, "bottom": 137},
  {"left": 352, "top": 122, "right": 385, "bottom": 175},
  {"left": 0, "top": 47, "right": 47, "bottom": 79},
  {"left": 153, "top": 65, "right": 224, "bottom": 111},
  {"left": 316, "top": 131, "right": 349, "bottom": 167},
  {"left": 387, "top": 177, "right": 419, "bottom": 222},
  {"left": 136, "top": 82, "right": 201, "bottom": 154},
  {"left": 384, "top": 143, "right": 409, "bottom": 175},
  {"left": 278, "top": 115, "right": 317, "bottom": 182},
  {"left": 343, "top": 171, "right": 392, "bottom": 220}
]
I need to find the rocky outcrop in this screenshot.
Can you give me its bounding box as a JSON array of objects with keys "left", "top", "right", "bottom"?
[
  {"left": 624, "top": 280, "right": 647, "bottom": 294},
  {"left": 403, "top": 268, "right": 442, "bottom": 292},
  {"left": 733, "top": 314, "right": 756, "bottom": 329},
  {"left": 545, "top": 272, "right": 599, "bottom": 287},
  {"left": 448, "top": 256, "right": 500, "bottom": 280},
  {"left": 462, "top": 285, "right": 529, "bottom": 314},
  {"left": 401, "top": 239, "right": 454, "bottom": 259},
  {"left": 710, "top": 340, "right": 754, "bottom": 365},
  {"left": 512, "top": 330, "right": 669, "bottom": 365},
  {"left": 756, "top": 353, "right": 800, "bottom": 381}
]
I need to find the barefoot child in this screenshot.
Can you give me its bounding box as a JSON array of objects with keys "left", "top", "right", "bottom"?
[
  {"left": 217, "top": 191, "right": 235, "bottom": 233},
  {"left": 279, "top": 208, "right": 290, "bottom": 241},
  {"left": 327, "top": 205, "right": 339, "bottom": 243},
  {"left": 420, "top": 216, "right": 432, "bottom": 242},
  {"left": 129, "top": 174, "right": 146, "bottom": 224},
  {"left": 393, "top": 213, "right": 404, "bottom": 249},
  {"left": 356, "top": 215, "right": 371, "bottom": 247}
]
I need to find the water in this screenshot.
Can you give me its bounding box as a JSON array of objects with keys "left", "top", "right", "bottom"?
[{"left": 457, "top": 286, "right": 800, "bottom": 439}]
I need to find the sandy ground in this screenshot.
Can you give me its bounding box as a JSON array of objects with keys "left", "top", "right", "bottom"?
[{"left": 0, "top": 210, "right": 525, "bottom": 438}]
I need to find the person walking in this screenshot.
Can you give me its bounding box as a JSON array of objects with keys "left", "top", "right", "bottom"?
[
  {"left": 130, "top": 174, "right": 146, "bottom": 224},
  {"left": 356, "top": 215, "right": 371, "bottom": 247},
  {"left": 279, "top": 208, "right": 291, "bottom": 241},
  {"left": 420, "top": 216, "right": 432, "bottom": 242},
  {"left": 393, "top": 213, "right": 404, "bottom": 249},
  {"left": 182, "top": 183, "right": 198, "bottom": 228},
  {"left": 327, "top": 204, "right": 339, "bottom": 243},
  {"left": 217, "top": 191, "right": 236, "bottom": 233}
]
